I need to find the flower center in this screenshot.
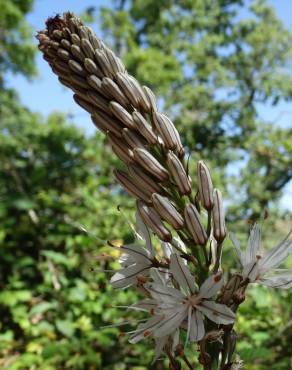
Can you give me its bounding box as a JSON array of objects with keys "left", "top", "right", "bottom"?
[{"left": 186, "top": 294, "right": 201, "bottom": 307}]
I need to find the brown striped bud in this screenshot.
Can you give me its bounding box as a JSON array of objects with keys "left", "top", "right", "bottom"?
[
  {"left": 132, "top": 112, "right": 158, "bottom": 145},
  {"left": 92, "top": 111, "right": 123, "bottom": 138},
  {"left": 143, "top": 86, "right": 157, "bottom": 111},
  {"left": 86, "top": 90, "right": 108, "bottom": 112},
  {"left": 104, "top": 48, "right": 125, "bottom": 74},
  {"left": 212, "top": 189, "right": 226, "bottom": 243},
  {"left": 167, "top": 151, "right": 192, "bottom": 195},
  {"left": 153, "top": 112, "right": 183, "bottom": 154},
  {"left": 113, "top": 170, "right": 151, "bottom": 203},
  {"left": 102, "top": 77, "right": 130, "bottom": 107},
  {"left": 84, "top": 58, "right": 103, "bottom": 77},
  {"left": 109, "top": 101, "right": 136, "bottom": 129},
  {"left": 80, "top": 38, "right": 95, "bottom": 59},
  {"left": 137, "top": 201, "right": 172, "bottom": 242},
  {"left": 152, "top": 194, "right": 184, "bottom": 230},
  {"left": 57, "top": 48, "right": 70, "bottom": 61},
  {"left": 71, "top": 44, "right": 85, "bottom": 62},
  {"left": 127, "top": 75, "right": 150, "bottom": 112},
  {"left": 184, "top": 204, "right": 208, "bottom": 245},
  {"left": 128, "top": 165, "right": 162, "bottom": 195},
  {"left": 94, "top": 49, "right": 114, "bottom": 78},
  {"left": 122, "top": 129, "right": 146, "bottom": 149},
  {"left": 116, "top": 72, "right": 140, "bottom": 108},
  {"left": 60, "top": 39, "right": 71, "bottom": 50},
  {"left": 71, "top": 33, "right": 81, "bottom": 46},
  {"left": 108, "top": 133, "right": 134, "bottom": 164},
  {"left": 87, "top": 75, "right": 102, "bottom": 92},
  {"left": 197, "top": 161, "right": 214, "bottom": 210},
  {"left": 68, "top": 59, "right": 86, "bottom": 76},
  {"left": 73, "top": 94, "right": 94, "bottom": 114},
  {"left": 133, "top": 148, "right": 169, "bottom": 182}
]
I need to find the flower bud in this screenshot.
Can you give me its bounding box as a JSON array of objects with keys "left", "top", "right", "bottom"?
[
  {"left": 122, "top": 128, "right": 146, "bottom": 149},
  {"left": 128, "top": 165, "right": 162, "bottom": 194},
  {"left": 94, "top": 49, "right": 114, "bottom": 78},
  {"left": 167, "top": 151, "right": 192, "bottom": 195},
  {"left": 152, "top": 193, "right": 184, "bottom": 230},
  {"left": 143, "top": 86, "right": 157, "bottom": 111},
  {"left": 108, "top": 133, "right": 134, "bottom": 164},
  {"left": 133, "top": 148, "right": 169, "bottom": 182},
  {"left": 109, "top": 101, "right": 136, "bottom": 129},
  {"left": 86, "top": 90, "right": 108, "bottom": 113},
  {"left": 101, "top": 77, "right": 130, "bottom": 107},
  {"left": 92, "top": 111, "right": 123, "bottom": 138},
  {"left": 137, "top": 201, "right": 172, "bottom": 242},
  {"left": 184, "top": 204, "right": 208, "bottom": 245},
  {"left": 114, "top": 170, "right": 151, "bottom": 203},
  {"left": 212, "top": 189, "right": 226, "bottom": 242},
  {"left": 197, "top": 161, "right": 214, "bottom": 210},
  {"left": 116, "top": 72, "right": 140, "bottom": 108},
  {"left": 153, "top": 112, "right": 183, "bottom": 154},
  {"left": 132, "top": 112, "right": 158, "bottom": 145}
]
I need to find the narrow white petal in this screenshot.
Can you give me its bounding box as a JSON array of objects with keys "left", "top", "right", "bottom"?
[
  {"left": 150, "top": 268, "right": 168, "bottom": 285},
  {"left": 190, "top": 310, "right": 205, "bottom": 342},
  {"left": 130, "top": 299, "right": 157, "bottom": 312},
  {"left": 121, "top": 243, "right": 152, "bottom": 263},
  {"left": 196, "top": 301, "right": 235, "bottom": 325},
  {"left": 129, "top": 315, "right": 163, "bottom": 343},
  {"left": 136, "top": 211, "right": 155, "bottom": 257},
  {"left": 110, "top": 263, "right": 150, "bottom": 288},
  {"left": 246, "top": 223, "right": 261, "bottom": 264},
  {"left": 153, "top": 336, "right": 168, "bottom": 363},
  {"left": 153, "top": 306, "right": 188, "bottom": 338},
  {"left": 161, "top": 242, "right": 173, "bottom": 259},
  {"left": 185, "top": 305, "right": 192, "bottom": 347},
  {"left": 198, "top": 272, "right": 224, "bottom": 299},
  {"left": 259, "top": 269, "right": 292, "bottom": 289},
  {"left": 259, "top": 231, "right": 292, "bottom": 272},
  {"left": 242, "top": 260, "right": 260, "bottom": 282},
  {"left": 230, "top": 233, "right": 244, "bottom": 266},
  {"left": 170, "top": 253, "right": 197, "bottom": 294},
  {"left": 172, "top": 329, "right": 180, "bottom": 350},
  {"left": 146, "top": 283, "right": 185, "bottom": 303}
]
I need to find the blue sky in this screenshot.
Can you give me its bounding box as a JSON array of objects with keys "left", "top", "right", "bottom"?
[{"left": 6, "top": 0, "right": 292, "bottom": 210}]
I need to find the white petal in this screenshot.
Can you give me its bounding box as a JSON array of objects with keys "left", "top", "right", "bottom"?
[
  {"left": 153, "top": 306, "right": 188, "bottom": 338},
  {"left": 153, "top": 336, "right": 168, "bottom": 363},
  {"left": 150, "top": 268, "right": 168, "bottom": 285},
  {"left": 190, "top": 310, "right": 205, "bottom": 342},
  {"left": 161, "top": 242, "right": 173, "bottom": 259},
  {"left": 196, "top": 301, "right": 235, "bottom": 325},
  {"left": 259, "top": 269, "right": 292, "bottom": 289},
  {"left": 146, "top": 283, "right": 185, "bottom": 304},
  {"left": 245, "top": 223, "right": 261, "bottom": 264},
  {"left": 185, "top": 305, "right": 192, "bottom": 347},
  {"left": 172, "top": 328, "right": 180, "bottom": 350},
  {"left": 110, "top": 263, "right": 150, "bottom": 288},
  {"left": 130, "top": 299, "right": 157, "bottom": 312},
  {"left": 119, "top": 252, "right": 134, "bottom": 267},
  {"left": 170, "top": 253, "right": 197, "bottom": 294},
  {"left": 136, "top": 211, "right": 155, "bottom": 257},
  {"left": 129, "top": 315, "right": 163, "bottom": 343},
  {"left": 198, "top": 272, "right": 224, "bottom": 299},
  {"left": 230, "top": 233, "right": 244, "bottom": 266},
  {"left": 242, "top": 260, "right": 260, "bottom": 282},
  {"left": 121, "top": 243, "right": 152, "bottom": 263},
  {"left": 259, "top": 231, "right": 292, "bottom": 273}
]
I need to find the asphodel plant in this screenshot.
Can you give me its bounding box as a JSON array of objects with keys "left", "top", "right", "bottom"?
[{"left": 37, "top": 12, "right": 292, "bottom": 370}]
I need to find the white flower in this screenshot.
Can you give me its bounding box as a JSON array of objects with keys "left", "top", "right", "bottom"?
[
  {"left": 110, "top": 213, "right": 156, "bottom": 288},
  {"left": 231, "top": 224, "right": 292, "bottom": 289},
  {"left": 129, "top": 253, "right": 235, "bottom": 345}
]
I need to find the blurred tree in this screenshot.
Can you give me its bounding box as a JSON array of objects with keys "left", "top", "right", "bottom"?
[{"left": 99, "top": 0, "right": 292, "bottom": 220}]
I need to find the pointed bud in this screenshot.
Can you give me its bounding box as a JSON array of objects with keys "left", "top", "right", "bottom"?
[
  {"left": 109, "top": 101, "right": 136, "bottom": 129},
  {"left": 153, "top": 112, "right": 184, "bottom": 154},
  {"left": 127, "top": 75, "right": 150, "bottom": 112},
  {"left": 86, "top": 90, "right": 108, "bottom": 113},
  {"left": 152, "top": 194, "right": 184, "bottom": 230},
  {"left": 73, "top": 94, "right": 94, "bottom": 114},
  {"left": 108, "top": 133, "right": 134, "bottom": 164},
  {"left": 212, "top": 189, "right": 226, "bottom": 243},
  {"left": 116, "top": 72, "right": 140, "bottom": 108},
  {"left": 122, "top": 129, "right": 146, "bottom": 149},
  {"left": 167, "top": 151, "right": 192, "bottom": 195},
  {"left": 80, "top": 38, "right": 95, "bottom": 59},
  {"left": 94, "top": 49, "right": 114, "bottom": 78},
  {"left": 143, "top": 86, "right": 157, "bottom": 111},
  {"left": 113, "top": 170, "right": 151, "bottom": 203},
  {"left": 133, "top": 148, "right": 169, "bottom": 182},
  {"left": 184, "top": 204, "right": 208, "bottom": 245},
  {"left": 84, "top": 58, "right": 103, "bottom": 77},
  {"left": 197, "top": 161, "right": 214, "bottom": 210},
  {"left": 92, "top": 111, "right": 123, "bottom": 138},
  {"left": 137, "top": 201, "right": 172, "bottom": 242},
  {"left": 71, "top": 44, "right": 85, "bottom": 62},
  {"left": 102, "top": 77, "right": 130, "bottom": 107},
  {"left": 128, "top": 165, "right": 162, "bottom": 195},
  {"left": 132, "top": 112, "right": 158, "bottom": 145}
]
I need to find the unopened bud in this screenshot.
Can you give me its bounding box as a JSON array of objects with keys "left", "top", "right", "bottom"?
[
  {"left": 221, "top": 274, "right": 242, "bottom": 304},
  {"left": 197, "top": 161, "right": 214, "bottom": 210},
  {"left": 137, "top": 201, "right": 172, "bottom": 242},
  {"left": 102, "top": 77, "right": 129, "bottom": 107},
  {"left": 184, "top": 204, "right": 208, "bottom": 245},
  {"left": 128, "top": 165, "right": 162, "bottom": 194},
  {"left": 114, "top": 170, "right": 151, "bottom": 203},
  {"left": 116, "top": 72, "right": 140, "bottom": 108},
  {"left": 92, "top": 110, "right": 123, "bottom": 138},
  {"left": 167, "top": 151, "right": 192, "bottom": 195},
  {"left": 153, "top": 112, "right": 183, "bottom": 154},
  {"left": 133, "top": 148, "right": 169, "bottom": 182},
  {"left": 212, "top": 189, "right": 226, "bottom": 242},
  {"left": 143, "top": 85, "right": 157, "bottom": 111},
  {"left": 108, "top": 133, "right": 134, "bottom": 164},
  {"left": 132, "top": 112, "right": 158, "bottom": 145},
  {"left": 152, "top": 194, "right": 184, "bottom": 230},
  {"left": 109, "top": 101, "right": 136, "bottom": 129},
  {"left": 122, "top": 128, "right": 146, "bottom": 149}
]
